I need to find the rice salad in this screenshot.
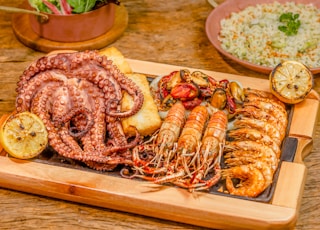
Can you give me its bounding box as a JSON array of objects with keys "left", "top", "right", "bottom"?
[{"left": 218, "top": 1, "right": 320, "bottom": 69}]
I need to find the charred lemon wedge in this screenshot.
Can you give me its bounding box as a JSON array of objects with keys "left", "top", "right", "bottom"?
[
  {"left": 0, "top": 112, "right": 48, "bottom": 159},
  {"left": 269, "top": 61, "right": 313, "bottom": 104}
]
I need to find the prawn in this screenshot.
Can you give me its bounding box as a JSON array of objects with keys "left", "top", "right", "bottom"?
[
  {"left": 221, "top": 164, "right": 266, "bottom": 197},
  {"left": 235, "top": 106, "right": 287, "bottom": 137},
  {"left": 200, "top": 110, "right": 228, "bottom": 161},
  {"left": 233, "top": 117, "right": 283, "bottom": 145},
  {"left": 244, "top": 88, "right": 286, "bottom": 109},
  {"left": 243, "top": 88, "right": 275, "bottom": 99},
  {"left": 227, "top": 127, "right": 281, "bottom": 157},
  {"left": 223, "top": 151, "right": 274, "bottom": 190},
  {"left": 254, "top": 161, "right": 273, "bottom": 190},
  {"left": 243, "top": 97, "right": 288, "bottom": 131},
  {"left": 243, "top": 90, "right": 286, "bottom": 108},
  {"left": 224, "top": 140, "right": 279, "bottom": 172}
]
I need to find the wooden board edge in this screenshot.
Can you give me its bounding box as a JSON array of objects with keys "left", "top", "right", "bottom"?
[
  {"left": 289, "top": 97, "right": 320, "bottom": 140},
  {"left": 292, "top": 137, "right": 314, "bottom": 164},
  {"left": 272, "top": 161, "right": 307, "bottom": 210},
  {"left": 126, "top": 59, "right": 271, "bottom": 92},
  {"left": 0, "top": 156, "right": 297, "bottom": 230}
]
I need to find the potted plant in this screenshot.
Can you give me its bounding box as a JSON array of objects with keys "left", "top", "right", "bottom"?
[{"left": 27, "top": 0, "right": 121, "bottom": 42}]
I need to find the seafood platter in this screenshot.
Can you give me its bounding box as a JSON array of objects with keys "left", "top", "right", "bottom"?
[{"left": 0, "top": 47, "right": 319, "bottom": 229}]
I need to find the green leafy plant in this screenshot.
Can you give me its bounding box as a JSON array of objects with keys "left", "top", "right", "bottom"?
[
  {"left": 278, "top": 12, "right": 301, "bottom": 36},
  {"left": 28, "top": 0, "right": 120, "bottom": 14}
]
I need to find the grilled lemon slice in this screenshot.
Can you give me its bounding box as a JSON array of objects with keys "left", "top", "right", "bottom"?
[
  {"left": 269, "top": 61, "right": 313, "bottom": 104},
  {"left": 0, "top": 112, "right": 48, "bottom": 159}
]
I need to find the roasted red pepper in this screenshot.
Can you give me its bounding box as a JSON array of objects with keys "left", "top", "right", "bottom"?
[
  {"left": 226, "top": 93, "right": 237, "bottom": 114},
  {"left": 170, "top": 83, "right": 199, "bottom": 100},
  {"left": 161, "top": 71, "right": 178, "bottom": 84},
  {"left": 219, "top": 79, "right": 229, "bottom": 88},
  {"left": 207, "top": 76, "right": 217, "bottom": 86},
  {"left": 158, "top": 70, "right": 181, "bottom": 100},
  {"left": 159, "top": 81, "right": 170, "bottom": 99},
  {"left": 182, "top": 98, "right": 202, "bottom": 110}
]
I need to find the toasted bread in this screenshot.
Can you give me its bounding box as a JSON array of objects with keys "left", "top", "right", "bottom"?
[
  {"left": 99, "top": 47, "right": 132, "bottom": 74},
  {"left": 121, "top": 73, "right": 162, "bottom": 137}
]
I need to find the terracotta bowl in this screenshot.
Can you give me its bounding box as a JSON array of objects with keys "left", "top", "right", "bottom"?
[
  {"left": 205, "top": 0, "right": 320, "bottom": 74},
  {"left": 28, "top": 3, "right": 115, "bottom": 42}
]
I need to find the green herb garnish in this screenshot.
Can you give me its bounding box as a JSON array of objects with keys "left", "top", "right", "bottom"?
[
  {"left": 278, "top": 12, "right": 301, "bottom": 36},
  {"left": 28, "top": 0, "right": 120, "bottom": 14}
]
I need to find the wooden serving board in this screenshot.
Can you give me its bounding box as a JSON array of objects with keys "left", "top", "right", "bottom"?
[
  {"left": 11, "top": 4, "right": 128, "bottom": 53},
  {"left": 0, "top": 60, "right": 319, "bottom": 230}
]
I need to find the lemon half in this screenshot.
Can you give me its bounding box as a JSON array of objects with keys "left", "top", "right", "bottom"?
[
  {"left": 269, "top": 61, "right": 313, "bottom": 104},
  {"left": 0, "top": 112, "right": 48, "bottom": 159}
]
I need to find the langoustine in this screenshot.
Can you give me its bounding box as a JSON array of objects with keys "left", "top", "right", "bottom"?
[
  {"left": 131, "top": 102, "right": 186, "bottom": 175},
  {"left": 184, "top": 110, "right": 228, "bottom": 191},
  {"left": 154, "top": 105, "right": 209, "bottom": 186},
  {"left": 132, "top": 104, "right": 228, "bottom": 192}
]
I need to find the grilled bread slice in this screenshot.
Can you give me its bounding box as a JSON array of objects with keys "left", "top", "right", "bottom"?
[
  {"left": 121, "top": 73, "right": 162, "bottom": 137},
  {"left": 99, "top": 46, "right": 132, "bottom": 74}
]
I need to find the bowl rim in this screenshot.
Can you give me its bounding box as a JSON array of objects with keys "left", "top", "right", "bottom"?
[{"left": 205, "top": 0, "right": 320, "bottom": 74}]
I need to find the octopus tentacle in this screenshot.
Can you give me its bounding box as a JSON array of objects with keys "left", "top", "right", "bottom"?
[
  {"left": 15, "top": 50, "right": 145, "bottom": 171},
  {"left": 16, "top": 71, "right": 65, "bottom": 112},
  {"left": 65, "top": 107, "right": 94, "bottom": 138},
  {"left": 50, "top": 85, "right": 70, "bottom": 124}
]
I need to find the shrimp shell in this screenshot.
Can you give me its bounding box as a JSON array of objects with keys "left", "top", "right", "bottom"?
[
  {"left": 243, "top": 98, "right": 288, "bottom": 129},
  {"left": 233, "top": 117, "right": 283, "bottom": 145},
  {"left": 131, "top": 102, "right": 186, "bottom": 176},
  {"left": 223, "top": 152, "right": 274, "bottom": 189},
  {"left": 221, "top": 164, "right": 266, "bottom": 198},
  {"left": 200, "top": 110, "right": 228, "bottom": 159},
  {"left": 177, "top": 105, "right": 208, "bottom": 155},
  {"left": 254, "top": 161, "right": 273, "bottom": 190},
  {"left": 243, "top": 88, "right": 275, "bottom": 99},
  {"left": 156, "top": 101, "right": 186, "bottom": 152},
  {"left": 227, "top": 127, "right": 281, "bottom": 157},
  {"left": 244, "top": 89, "right": 286, "bottom": 109},
  {"left": 184, "top": 110, "right": 228, "bottom": 191},
  {"left": 235, "top": 106, "right": 287, "bottom": 137},
  {"left": 224, "top": 140, "right": 279, "bottom": 172}
]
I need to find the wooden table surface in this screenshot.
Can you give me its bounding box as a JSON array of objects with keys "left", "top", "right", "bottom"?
[{"left": 0, "top": 0, "right": 319, "bottom": 229}]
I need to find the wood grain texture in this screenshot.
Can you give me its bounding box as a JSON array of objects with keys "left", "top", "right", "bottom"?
[
  {"left": 0, "top": 156, "right": 299, "bottom": 230},
  {"left": 0, "top": 0, "right": 319, "bottom": 229}
]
